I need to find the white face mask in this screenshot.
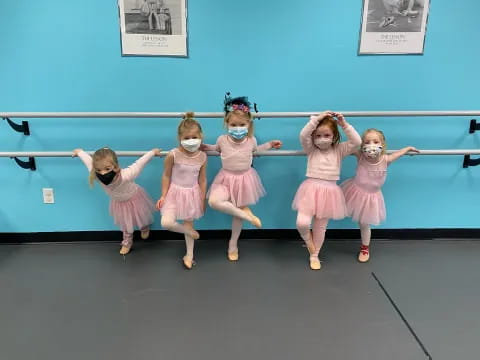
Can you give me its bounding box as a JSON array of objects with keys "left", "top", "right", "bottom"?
[
  {"left": 362, "top": 144, "right": 383, "bottom": 158},
  {"left": 181, "top": 139, "right": 201, "bottom": 153},
  {"left": 314, "top": 138, "right": 332, "bottom": 150}
]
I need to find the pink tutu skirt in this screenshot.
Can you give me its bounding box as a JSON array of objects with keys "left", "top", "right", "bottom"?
[
  {"left": 161, "top": 183, "right": 204, "bottom": 220},
  {"left": 292, "top": 178, "right": 347, "bottom": 220},
  {"left": 208, "top": 168, "right": 266, "bottom": 207},
  {"left": 109, "top": 187, "right": 156, "bottom": 234},
  {"left": 340, "top": 178, "right": 386, "bottom": 225}
]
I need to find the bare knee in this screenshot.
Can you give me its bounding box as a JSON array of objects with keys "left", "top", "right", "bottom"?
[
  {"left": 208, "top": 197, "right": 219, "bottom": 209},
  {"left": 296, "top": 220, "right": 310, "bottom": 233},
  {"left": 161, "top": 216, "right": 174, "bottom": 229}
]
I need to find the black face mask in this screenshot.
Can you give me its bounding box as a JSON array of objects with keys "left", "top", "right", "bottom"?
[{"left": 96, "top": 170, "right": 117, "bottom": 185}]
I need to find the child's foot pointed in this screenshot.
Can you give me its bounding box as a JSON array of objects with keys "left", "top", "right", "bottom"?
[{"left": 241, "top": 207, "right": 262, "bottom": 228}]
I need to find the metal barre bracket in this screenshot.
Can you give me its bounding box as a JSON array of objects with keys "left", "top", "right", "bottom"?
[
  {"left": 12, "top": 157, "right": 36, "bottom": 171},
  {"left": 463, "top": 155, "right": 480, "bottom": 168},
  {"left": 2, "top": 117, "right": 30, "bottom": 136},
  {"left": 468, "top": 119, "right": 479, "bottom": 134}
]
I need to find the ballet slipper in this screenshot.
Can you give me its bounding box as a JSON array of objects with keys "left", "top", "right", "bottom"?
[
  {"left": 183, "top": 256, "right": 196, "bottom": 269},
  {"left": 227, "top": 249, "right": 239, "bottom": 262},
  {"left": 309, "top": 255, "right": 321, "bottom": 270},
  {"left": 241, "top": 207, "right": 262, "bottom": 229},
  {"left": 358, "top": 245, "right": 370, "bottom": 263}
]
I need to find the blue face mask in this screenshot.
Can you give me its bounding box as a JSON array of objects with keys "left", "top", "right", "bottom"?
[{"left": 228, "top": 126, "right": 248, "bottom": 140}]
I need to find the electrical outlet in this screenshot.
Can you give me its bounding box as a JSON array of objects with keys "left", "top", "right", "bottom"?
[{"left": 43, "top": 188, "right": 54, "bottom": 204}]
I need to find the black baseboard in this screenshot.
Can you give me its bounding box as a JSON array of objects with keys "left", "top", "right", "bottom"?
[{"left": 0, "top": 228, "right": 479, "bottom": 243}]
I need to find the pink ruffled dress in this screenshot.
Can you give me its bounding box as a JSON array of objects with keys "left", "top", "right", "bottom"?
[
  {"left": 161, "top": 148, "right": 207, "bottom": 220},
  {"left": 78, "top": 150, "right": 156, "bottom": 234},
  {"left": 207, "top": 135, "right": 271, "bottom": 207},
  {"left": 340, "top": 154, "right": 387, "bottom": 225},
  {"left": 292, "top": 116, "right": 362, "bottom": 219}
]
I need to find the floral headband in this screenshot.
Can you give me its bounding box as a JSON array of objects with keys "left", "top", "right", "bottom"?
[
  {"left": 230, "top": 103, "right": 250, "bottom": 113},
  {"left": 224, "top": 93, "right": 252, "bottom": 113}
]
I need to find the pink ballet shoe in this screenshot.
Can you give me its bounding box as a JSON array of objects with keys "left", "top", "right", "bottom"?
[{"left": 358, "top": 245, "right": 370, "bottom": 263}]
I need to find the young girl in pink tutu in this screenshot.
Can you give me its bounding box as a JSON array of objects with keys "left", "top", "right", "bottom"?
[
  {"left": 203, "top": 94, "right": 282, "bottom": 261},
  {"left": 73, "top": 147, "right": 161, "bottom": 255},
  {"left": 156, "top": 112, "right": 207, "bottom": 269},
  {"left": 340, "top": 128, "right": 418, "bottom": 263},
  {"left": 293, "top": 111, "right": 361, "bottom": 270}
]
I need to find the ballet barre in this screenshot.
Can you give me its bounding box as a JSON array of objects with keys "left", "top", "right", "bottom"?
[
  {"left": 3, "top": 150, "right": 480, "bottom": 171},
  {"left": 2, "top": 111, "right": 480, "bottom": 118},
  {"left": 2, "top": 111, "right": 479, "bottom": 137}
]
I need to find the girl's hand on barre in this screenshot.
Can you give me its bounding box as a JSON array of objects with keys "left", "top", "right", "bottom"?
[
  {"left": 72, "top": 149, "right": 83, "bottom": 157},
  {"left": 151, "top": 148, "right": 162, "bottom": 156},
  {"left": 270, "top": 140, "right": 282, "bottom": 149},
  {"left": 405, "top": 146, "right": 420, "bottom": 155}
]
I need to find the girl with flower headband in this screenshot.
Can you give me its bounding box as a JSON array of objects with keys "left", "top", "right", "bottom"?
[
  {"left": 72, "top": 147, "right": 162, "bottom": 255},
  {"left": 340, "top": 128, "right": 418, "bottom": 263},
  {"left": 202, "top": 94, "right": 282, "bottom": 262},
  {"left": 292, "top": 111, "right": 361, "bottom": 270}
]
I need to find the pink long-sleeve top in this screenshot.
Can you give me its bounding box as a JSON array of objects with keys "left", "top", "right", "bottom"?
[
  {"left": 78, "top": 150, "right": 155, "bottom": 201},
  {"left": 207, "top": 135, "right": 272, "bottom": 172},
  {"left": 300, "top": 116, "right": 361, "bottom": 181}
]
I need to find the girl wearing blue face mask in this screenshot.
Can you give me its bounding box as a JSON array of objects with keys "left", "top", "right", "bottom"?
[
  {"left": 340, "top": 128, "right": 419, "bottom": 263},
  {"left": 202, "top": 95, "right": 282, "bottom": 261},
  {"left": 72, "top": 147, "right": 162, "bottom": 255}
]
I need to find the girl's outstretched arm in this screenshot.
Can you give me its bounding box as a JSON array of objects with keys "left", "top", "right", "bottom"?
[
  {"left": 72, "top": 149, "right": 93, "bottom": 172},
  {"left": 122, "top": 148, "right": 161, "bottom": 181},
  {"left": 387, "top": 146, "right": 419, "bottom": 164}
]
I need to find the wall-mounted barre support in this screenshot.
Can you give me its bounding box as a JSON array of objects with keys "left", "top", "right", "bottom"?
[
  {"left": 463, "top": 155, "right": 480, "bottom": 168},
  {"left": 2, "top": 117, "right": 30, "bottom": 136},
  {"left": 469, "top": 119, "right": 480, "bottom": 134},
  {"left": 3, "top": 150, "right": 480, "bottom": 171},
  {"left": 12, "top": 157, "right": 36, "bottom": 171}
]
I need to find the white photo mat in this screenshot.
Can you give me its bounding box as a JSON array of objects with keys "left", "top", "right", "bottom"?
[
  {"left": 118, "top": 0, "right": 187, "bottom": 56},
  {"left": 359, "top": 0, "right": 430, "bottom": 54}
]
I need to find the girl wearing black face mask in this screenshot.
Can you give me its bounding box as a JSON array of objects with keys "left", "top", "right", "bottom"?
[{"left": 73, "top": 147, "right": 162, "bottom": 255}]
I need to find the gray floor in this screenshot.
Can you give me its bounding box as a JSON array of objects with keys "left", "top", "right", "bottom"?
[{"left": 0, "top": 239, "right": 479, "bottom": 360}]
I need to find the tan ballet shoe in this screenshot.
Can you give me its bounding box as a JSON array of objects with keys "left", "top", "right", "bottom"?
[
  {"left": 241, "top": 207, "right": 262, "bottom": 229},
  {"left": 120, "top": 246, "right": 131, "bottom": 255},
  {"left": 228, "top": 250, "right": 239, "bottom": 262},
  {"left": 140, "top": 227, "right": 150, "bottom": 240},
  {"left": 309, "top": 256, "right": 321, "bottom": 270},
  {"left": 183, "top": 256, "right": 196, "bottom": 270},
  {"left": 358, "top": 245, "right": 370, "bottom": 263}
]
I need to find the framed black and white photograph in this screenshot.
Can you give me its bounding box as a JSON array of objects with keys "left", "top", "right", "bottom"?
[
  {"left": 118, "top": 0, "right": 187, "bottom": 56},
  {"left": 359, "top": 0, "right": 430, "bottom": 54}
]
